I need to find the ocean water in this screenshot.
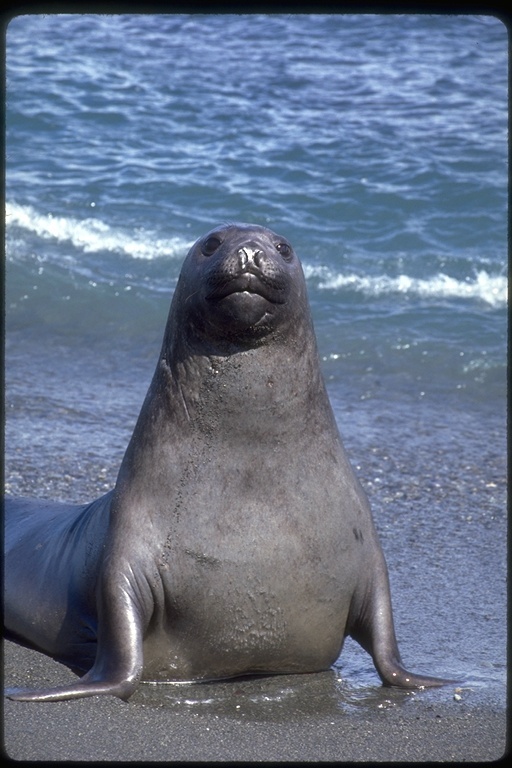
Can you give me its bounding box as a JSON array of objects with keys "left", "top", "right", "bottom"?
[{"left": 4, "top": 14, "right": 507, "bottom": 713}]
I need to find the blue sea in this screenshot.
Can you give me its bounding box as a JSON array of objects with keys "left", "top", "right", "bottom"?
[{"left": 4, "top": 13, "right": 507, "bottom": 718}]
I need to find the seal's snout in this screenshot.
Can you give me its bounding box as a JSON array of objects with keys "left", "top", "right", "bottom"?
[
  {"left": 237, "top": 245, "right": 264, "bottom": 272},
  {"left": 203, "top": 232, "right": 289, "bottom": 306}
]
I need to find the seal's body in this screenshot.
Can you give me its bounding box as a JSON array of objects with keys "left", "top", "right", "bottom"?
[{"left": 5, "top": 224, "right": 450, "bottom": 701}]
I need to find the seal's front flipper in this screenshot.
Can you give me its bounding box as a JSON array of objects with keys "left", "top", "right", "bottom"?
[
  {"left": 5, "top": 639, "right": 143, "bottom": 702},
  {"left": 348, "top": 546, "right": 455, "bottom": 689},
  {"left": 5, "top": 565, "right": 147, "bottom": 702},
  {"left": 370, "top": 648, "right": 455, "bottom": 689},
  {"left": 5, "top": 676, "right": 137, "bottom": 702}
]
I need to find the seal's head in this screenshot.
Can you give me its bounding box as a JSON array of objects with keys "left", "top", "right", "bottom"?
[{"left": 171, "top": 223, "right": 309, "bottom": 351}]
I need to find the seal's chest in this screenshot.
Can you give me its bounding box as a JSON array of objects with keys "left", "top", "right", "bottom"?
[
  {"left": 158, "top": 522, "right": 352, "bottom": 628},
  {"left": 145, "top": 556, "right": 347, "bottom": 681}
]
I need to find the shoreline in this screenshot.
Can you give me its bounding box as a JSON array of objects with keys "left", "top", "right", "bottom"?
[{"left": 3, "top": 641, "right": 507, "bottom": 762}]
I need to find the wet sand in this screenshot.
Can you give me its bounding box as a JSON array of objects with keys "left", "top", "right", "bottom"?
[{"left": 3, "top": 640, "right": 507, "bottom": 762}]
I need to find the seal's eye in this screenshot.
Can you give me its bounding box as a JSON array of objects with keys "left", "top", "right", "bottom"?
[
  {"left": 276, "top": 242, "right": 293, "bottom": 262},
  {"left": 201, "top": 236, "right": 222, "bottom": 256}
]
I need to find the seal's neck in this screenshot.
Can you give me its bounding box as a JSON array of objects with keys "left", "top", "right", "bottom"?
[
  {"left": 158, "top": 319, "right": 328, "bottom": 441},
  {"left": 116, "top": 318, "right": 337, "bottom": 498}
]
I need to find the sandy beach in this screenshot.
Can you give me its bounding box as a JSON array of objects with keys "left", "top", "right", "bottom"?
[{"left": 3, "top": 640, "right": 507, "bottom": 762}]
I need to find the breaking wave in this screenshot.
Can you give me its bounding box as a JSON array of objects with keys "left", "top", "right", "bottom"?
[
  {"left": 6, "top": 201, "right": 507, "bottom": 309},
  {"left": 6, "top": 202, "right": 190, "bottom": 260},
  {"left": 303, "top": 264, "right": 507, "bottom": 309}
]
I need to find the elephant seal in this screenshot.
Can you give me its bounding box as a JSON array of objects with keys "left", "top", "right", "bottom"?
[{"left": 5, "top": 223, "right": 451, "bottom": 701}]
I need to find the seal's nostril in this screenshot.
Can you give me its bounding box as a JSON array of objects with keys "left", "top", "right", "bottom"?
[{"left": 238, "top": 246, "right": 264, "bottom": 269}]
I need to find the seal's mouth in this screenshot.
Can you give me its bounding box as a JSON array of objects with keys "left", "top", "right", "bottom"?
[{"left": 205, "top": 271, "right": 286, "bottom": 304}]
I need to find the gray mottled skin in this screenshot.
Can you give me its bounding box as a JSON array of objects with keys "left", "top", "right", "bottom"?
[{"left": 4, "top": 223, "right": 451, "bottom": 701}]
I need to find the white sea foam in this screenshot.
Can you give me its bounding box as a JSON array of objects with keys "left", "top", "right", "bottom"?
[
  {"left": 6, "top": 202, "right": 190, "bottom": 260},
  {"left": 303, "top": 264, "right": 507, "bottom": 309},
  {"left": 7, "top": 202, "right": 507, "bottom": 308}
]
